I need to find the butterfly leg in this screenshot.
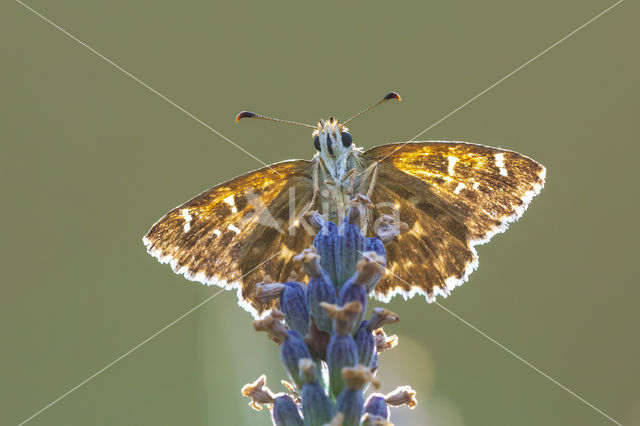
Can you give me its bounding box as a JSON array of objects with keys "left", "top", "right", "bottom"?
[
  {"left": 288, "top": 158, "right": 320, "bottom": 235},
  {"left": 365, "top": 162, "right": 379, "bottom": 199},
  {"left": 357, "top": 162, "right": 377, "bottom": 193},
  {"left": 351, "top": 162, "right": 378, "bottom": 235},
  {"left": 344, "top": 168, "right": 357, "bottom": 197},
  {"left": 308, "top": 158, "right": 320, "bottom": 209},
  {"left": 317, "top": 155, "right": 331, "bottom": 179},
  {"left": 317, "top": 157, "right": 339, "bottom": 211}
]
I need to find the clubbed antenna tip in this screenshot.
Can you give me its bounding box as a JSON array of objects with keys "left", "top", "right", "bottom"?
[
  {"left": 235, "top": 111, "right": 256, "bottom": 122},
  {"left": 383, "top": 92, "right": 402, "bottom": 101},
  {"left": 342, "top": 91, "right": 402, "bottom": 126}
]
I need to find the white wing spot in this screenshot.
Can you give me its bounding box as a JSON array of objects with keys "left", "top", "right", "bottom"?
[
  {"left": 181, "top": 208, "right": 193, "bottom": 233},
  {"left": 453, "top": 182, "right": 466, "bottom": 195},
  {"left": 494, "top": 153, "right": 508, "bottom": 176},
  {"left": 228, "top": 224, "right": 241, "bottom": 234},
  {"left": 447, "top": 156, "right": 458, "bottom": 176},
  {"left": 472, "top": 182, "right": 480, "bottom": 190},
  {"left": 224, "top": 195, "right": 238, "bottom": 213},
  {"left": 410, "top": 220, "right": 426, "bottom": 237},
  {"left": 213, "top": 229, "right": 222, "bottom": 237}
]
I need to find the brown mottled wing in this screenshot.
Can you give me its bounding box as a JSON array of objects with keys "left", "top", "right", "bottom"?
[
  {"left": 363, "top": 141, "right": 545, "bottom": 301},
  {"left": 143, "top": 160, "right": 315, "bottom": 317}
]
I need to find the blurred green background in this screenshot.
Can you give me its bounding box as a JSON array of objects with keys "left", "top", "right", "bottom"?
[{"left": 2, "top": 0, "right": 638, "bottom": 425}]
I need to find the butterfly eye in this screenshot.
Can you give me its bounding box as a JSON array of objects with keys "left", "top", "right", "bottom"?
[
  {"left": 313, "top": 135, "right": 320, "bottom": 151},
  {"left": 341, "top": 131, "right": 353, "bottom": 147}
]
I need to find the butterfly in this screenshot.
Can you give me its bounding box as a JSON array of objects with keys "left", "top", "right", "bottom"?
[{"left": 143, "top": 92, "right": 545, "bottom": 318}]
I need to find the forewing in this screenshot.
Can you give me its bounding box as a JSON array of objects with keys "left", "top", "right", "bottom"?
[
  {"left": 363, "top": 141, "right": 545, "bottom": 301},
  {"left": 143, "top": 160, "right": 314, "bottom": 317}
]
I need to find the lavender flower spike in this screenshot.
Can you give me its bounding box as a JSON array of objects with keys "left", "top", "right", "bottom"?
[{"left": 243, "top": 192, "right": 419, "bottom": 425}]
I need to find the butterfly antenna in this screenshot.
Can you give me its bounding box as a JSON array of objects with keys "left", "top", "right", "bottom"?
[
  {"left": 341, "top": 92, "right": 402, "bottom": 126},
  {"left": 235, "top": 111, "right": 316, "bottom": 129}
]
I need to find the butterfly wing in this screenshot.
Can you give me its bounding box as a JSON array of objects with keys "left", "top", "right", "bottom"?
[
  {"left": 363, "top": 141, "right": 545, "bottom": 301},
  {"left": 143, "top": 160, "right": 314, "bottom": 317}
]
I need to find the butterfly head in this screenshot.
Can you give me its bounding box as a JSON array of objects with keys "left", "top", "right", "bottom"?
[{"left": 312, "top": 117, "right": 353, "bottom": 158}]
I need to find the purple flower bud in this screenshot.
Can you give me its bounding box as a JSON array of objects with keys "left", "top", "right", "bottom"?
[
  {"left": 335, "top": 219, "right": 365, "bottom": 290},
  {"left": 306, "top": 273, "right": 337, "bottom": 333},
  {"left": 365, "top": 237, "right": 385, "bottom": 257},
  {"left": 326, "top": 333, "right": 358, "bottom": 397},
  {"left": 337, "top": 279, "right": 367, "bottom": 331},
  {"left": 280, "top": 281, "right": 309, "bottom": 336},
  {"left": 272, "top": 394, "right": 304, "bottom": 426},
  {"left": 338, "top": 277, "right": 368, "bottom": 307},
  {"left": 336, "top": 365, "right": 376, "bottom": 426},
  {"left": 335, "top": 388, "right": 364, "bottom": 426},
  {"left": 301, "top": 383, "right": 332, "bottom": 426},
  {"left": 353, "top": 321, "right": 375, "bottom": 368},
  {"left": 313, "top": 220, "right": 338, "bottom": 287},
  {"left": 280, "top": 330, "right": 312, "bottom": 388},
  {"left": 363, "top": 394, "right": 389, "bottom": 420},
  {"left": 293, "top": 247, "right": 336, "bottom": 334},
  {"left": 299, "top": 359, "right": 332, "bottom": 426},
  {"left": 364, "top": 237, "right": 386, "bottom": 290}
]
